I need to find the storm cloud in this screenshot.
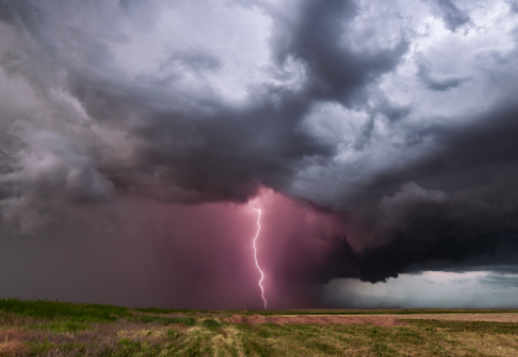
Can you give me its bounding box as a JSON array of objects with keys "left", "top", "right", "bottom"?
[{"left": 1, "top": 0, "right": 518, "bottom": 308}]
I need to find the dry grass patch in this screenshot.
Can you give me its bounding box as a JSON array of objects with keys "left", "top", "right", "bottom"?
[
  {"left": 0, "top": 340, "right": 26, "bottom": 356},
  {"left": 449, "top": 332, "right": 518, "bottom": 357}
]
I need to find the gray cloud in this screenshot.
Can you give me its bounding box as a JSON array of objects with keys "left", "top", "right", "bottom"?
[
  {"left": 271, "top": 0, "right": 408, "bottom": 103},
  {"left": 509, "top": 0, "right": 518, "bottom": 13},
  {"left": 0, "top": 0, "right": 410, "bottom": 207},
  {"left": 418, "top": 63, "right": 469, "bottom": 91},
  {"left": 324, "top": 271, "right": 518, "bottom": 308},
  {"left": 432, "top": 0, "right": 471, "bottom": 31},
  {"left": 1, "top": 0, "right": 518, "bottom": 307},
  {"left": 481, "top": 273, "right": 518, "bottom": 288}
]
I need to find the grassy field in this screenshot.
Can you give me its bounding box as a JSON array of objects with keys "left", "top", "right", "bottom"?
[{"left": 1, "top": 299, "right": 518, "bottom": 356}]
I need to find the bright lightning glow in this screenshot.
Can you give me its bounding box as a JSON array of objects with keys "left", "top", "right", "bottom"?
[{"left": 252, "top": 205, "right": 268, "bottom": 309}]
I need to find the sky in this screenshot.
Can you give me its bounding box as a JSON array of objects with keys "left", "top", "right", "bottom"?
[{"left": 1, "top": 0, "right": 518, "bottom": 309}]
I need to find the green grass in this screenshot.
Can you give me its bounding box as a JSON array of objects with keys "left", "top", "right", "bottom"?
[
  {"left": 130, "top": 314, "right": 197, "bottom": 326},
  {"left": 134, "top": 307, "right": 203, "bottom": 314},
  {"left": 201, "top": 319, "right": 221, "bottom": 330},
  {"left": 31, "top": 320, "right": 91, "bottom": 333},
  {"left": 27, "top": 341, "right": 56, "bottom": 356},
  {"left": 1, "top": 299, "right": 518, "bottom": 356},
  {"left": 0, "top": 298, "right": 129, "bottom": 322}
]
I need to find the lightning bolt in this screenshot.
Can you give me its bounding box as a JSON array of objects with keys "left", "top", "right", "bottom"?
[{"left": 252, "top": 205, "right": 268, "bottom": 309}]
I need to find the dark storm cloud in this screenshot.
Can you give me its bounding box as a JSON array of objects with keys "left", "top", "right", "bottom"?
[
  {"left": 324, "top": 102, "right": 518, "bottom": 283},
  {"left": 271, "top": 0, "right": 408, "bottom": 104},
  {"left": 0, "top": 0, "right": 410, "bottom": 307},
  {"left": 359, "top": 101, "right": 518, "bottom": 201},
  {"left": 1, "top": 0, "right": 518, "bottom": 307},
  {"left": 0, "top": 0, "right": 408, "bottom": 206}
]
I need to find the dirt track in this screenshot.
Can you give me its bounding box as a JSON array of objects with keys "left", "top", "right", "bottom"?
[{"left": 227, "top": 313, "right": 518, "bottom": 326}]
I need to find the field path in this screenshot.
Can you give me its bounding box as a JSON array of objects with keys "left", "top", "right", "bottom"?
[{"left": 226, "top": 313, "right": 518, "bottom": 326}]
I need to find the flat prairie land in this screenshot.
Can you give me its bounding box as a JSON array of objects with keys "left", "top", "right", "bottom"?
[{"left": 1, "top": 300, "right": 518, "bottom": 356}]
